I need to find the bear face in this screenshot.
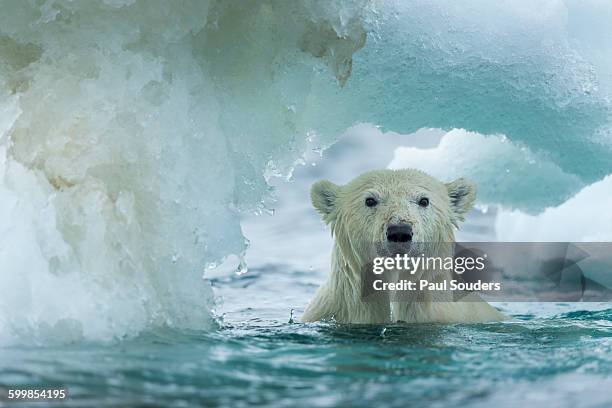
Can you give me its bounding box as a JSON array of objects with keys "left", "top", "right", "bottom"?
[{"left": 311, "top": 169, "right": 475, "bottom": 265}]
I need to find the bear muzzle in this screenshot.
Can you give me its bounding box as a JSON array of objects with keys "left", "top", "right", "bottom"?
[{"left": 386, "top": 223, "right": 413, "bottom": 243}]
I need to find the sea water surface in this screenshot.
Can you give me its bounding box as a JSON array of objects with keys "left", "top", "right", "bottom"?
[
  {"left": 2, "top": 268, "right": 611, "bottom": 407},
  {"left": 1, "top": 129, "right": 611, "bottom": 408}
]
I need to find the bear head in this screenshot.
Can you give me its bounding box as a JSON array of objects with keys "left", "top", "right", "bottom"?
[{"left": 311, "top": 169, "right": 475, "bottom": 265}]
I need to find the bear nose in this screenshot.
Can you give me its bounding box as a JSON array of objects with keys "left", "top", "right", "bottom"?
[{"left": 386, "top": 224, "right": 413, "bottom": 243}]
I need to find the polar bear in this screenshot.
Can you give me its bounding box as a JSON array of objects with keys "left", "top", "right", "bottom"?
[{"left": 301, "top": 169, "right": 506, "bottom": 324}]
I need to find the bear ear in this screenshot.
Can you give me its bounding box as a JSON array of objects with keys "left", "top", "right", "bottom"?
[
  {"left": 445, "top": 178, "right": 476, "bottom": 222},
  {"left": 311, "top": 179, "right": 340, "bottom": 223}
]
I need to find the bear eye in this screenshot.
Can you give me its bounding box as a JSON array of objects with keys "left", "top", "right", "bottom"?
[
  {"left": 365, "top": 197, "right": 378, "bottom": 207},
  {"left": 418, "top": 197, "right": 429, "bottom": 207}
]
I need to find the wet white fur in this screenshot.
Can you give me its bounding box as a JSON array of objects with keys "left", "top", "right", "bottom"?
[{"left": 301, "top": 169, "right": 506, "bottom": 324}]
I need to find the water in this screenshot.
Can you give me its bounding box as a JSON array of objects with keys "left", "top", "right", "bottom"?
[{"left": 2, "top": 270, "right": 611, "bottom": 407}]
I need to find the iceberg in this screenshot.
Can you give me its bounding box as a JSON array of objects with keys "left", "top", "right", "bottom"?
[
  {"left": 0, "top": 0, "right": 611, "bottom": 344},
  {"left": 348, "top": 0, "right": 612, "bottom": 210},
  {"left": 388, "top": 129, "right": 584, "bottom": 212},
  {"left": 0, "top": 0, "right": 369, "bottom": 344}
]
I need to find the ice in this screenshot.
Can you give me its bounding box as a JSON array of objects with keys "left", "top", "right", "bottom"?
[
  {"left": 0, "top": 0, "right": 369, "bottom": 345},
  {"left": 496, "top": 175, "right": 612, "bottom": 242},
  {"left": 345, "top": 0, "right": 612, "bottom": 209},
  {"left": 389, "top": 129, "right": 583, "bottom": 212}
]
